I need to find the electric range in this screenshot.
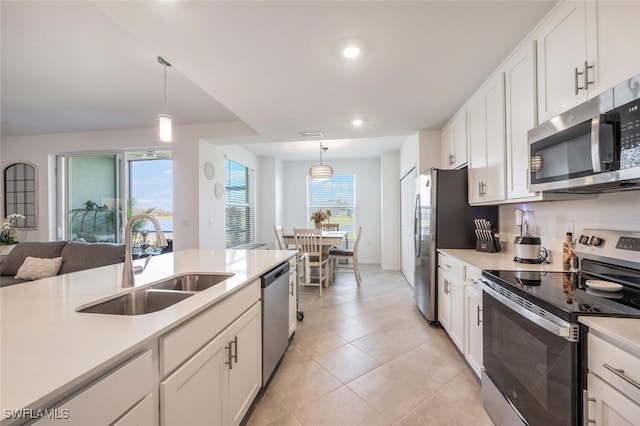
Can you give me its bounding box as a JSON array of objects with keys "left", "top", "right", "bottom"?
[{"left": 480, "top": 229, "right": 640, "bottom": 426}]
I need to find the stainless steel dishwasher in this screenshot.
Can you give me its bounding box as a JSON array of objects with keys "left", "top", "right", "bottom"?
[{"left": 261, "top": 261, "right": 290, "bottom": 386}]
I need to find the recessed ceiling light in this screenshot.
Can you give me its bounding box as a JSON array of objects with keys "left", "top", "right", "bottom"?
[
  {"left": 351, "top": 119, "right": 364, "bottom": 126},
  {"left": 342, "top": 46, "right": 361, "bottom": 59}
]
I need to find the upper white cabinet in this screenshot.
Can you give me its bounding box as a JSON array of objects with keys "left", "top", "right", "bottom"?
[
  {"left": 468, "top": 72, "right": 506, "bottom": 204},
  {"left": 592, "top": 0, "right": 640, "bottom": 96},
  {"left": 536, "top": 1, "right": 591, "bottom": 122},
  {"left": 505, "top": 42, "right": 538, "bottom": 200},
  {"left": 440, "top": 111, "right": 467, "bottom": 170},
  {"left": 536, "top": 0, "right": 640, "bottom": 122}
]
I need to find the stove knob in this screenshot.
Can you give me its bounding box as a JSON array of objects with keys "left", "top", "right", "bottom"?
[
  {"left": 591, "top": 237, "right": 604, "bottom": 247},
  {"left": 579, "top": 235, "right": 590, "bottom": 245}
]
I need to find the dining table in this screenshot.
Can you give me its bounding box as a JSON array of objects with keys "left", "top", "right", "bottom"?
[{"left": 282, "top": 230, "right": 348, "bottom": 250}]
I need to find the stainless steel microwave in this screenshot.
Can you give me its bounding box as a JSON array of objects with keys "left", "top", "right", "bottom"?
[{"left": 528, "top": 74, "right": 640, "bottom": 193}]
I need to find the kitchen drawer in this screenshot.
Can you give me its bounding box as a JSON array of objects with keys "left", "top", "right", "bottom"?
[
  {"left": 438, "top": 254, "right": 465, "bottom": 282},
  {"left": 589, "top": 333, "right": 640, "bottom": 402},
  {"left": 35, "top": 350, "right": 153, "bottom": 426},
  {"left": 464, "top": 266, "right": 482, "bottom": 291},
  {"left": 159, "top": 279, "right": 260, "bottom": 378}
]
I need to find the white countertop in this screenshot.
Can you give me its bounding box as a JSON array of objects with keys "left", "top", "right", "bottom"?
[
  {"left": 437, "top": 248, "right": 565, "bottom": 272},
  {"left": 579, "top": 316, "right": 640, "bottom": 358},
  {"left": 0, "top": 249, "right": 297, "bottom": 413}
]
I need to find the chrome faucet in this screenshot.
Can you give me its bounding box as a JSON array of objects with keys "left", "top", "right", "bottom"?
[{"left": 122, "top": 213, "right": 168, "bottom": 288}]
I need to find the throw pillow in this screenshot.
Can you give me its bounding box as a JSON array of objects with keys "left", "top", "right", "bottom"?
[{"left": 15, "top": 256, "right": 63, "bottom": 280}]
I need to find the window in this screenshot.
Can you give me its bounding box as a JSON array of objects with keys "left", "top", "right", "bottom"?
[
  {"left": 308, "top": 174, "right": 356, "bottom": 239},
  {"left": 225, "top": 159, "right": 255, "bottom": 248},
  {"left": 4, "top": 162, "right": 38, "bottom": 228}
]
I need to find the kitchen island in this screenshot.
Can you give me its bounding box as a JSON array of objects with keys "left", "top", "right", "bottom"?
[{"left": 0, "top": 249, "right": 297, "bottom": 425}]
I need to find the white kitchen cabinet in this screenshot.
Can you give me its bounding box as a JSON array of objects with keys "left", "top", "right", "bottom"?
[
  {"left": 288, "top": 258, "right": 297, "bottom": 337},
  {"left": 114, "top": 394, "right": 155, "bottom": 426},
  {"left": 437, "top": 253, "right": 465, "bottom": 352},
  {"left": 463, "top": 267, "right": 483, "bottom": 378},
  {"left": 161, "top": 302, "right": 261, "bottom": 426},
  {"left": 228, "top": 302, "right": 262, "bottom": 425},
  {"left": 504, "top": 42, "right": 538, "bottom": 200},
  {"left": 536, "top": 0, "right": 640, "bottom": 122},
  {"left": 587, "top": 373, "right": 640, "bottom": 425},
  {"left": 592, "top": 1, "right": 640, "bottom": 97},
  {"left": 35, "top": 350, "right": 155, "bottom": 426},
  {"left": 535, "top": 1, "right": 592, "bottom": 122},
  {"left": 468, "top": 72, "right": 506, "bottom": 204},
  {"left": 440, "top": 111, "right": 467, "bottom": 170}
]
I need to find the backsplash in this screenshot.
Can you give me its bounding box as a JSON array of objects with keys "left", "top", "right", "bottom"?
[{"left": 498, "top": 191, "right": 640, "bottom": 265}]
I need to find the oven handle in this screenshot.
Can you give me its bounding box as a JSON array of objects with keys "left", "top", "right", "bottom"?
[
  {"left": 481, "top": 279, "right": 578, "bottom": 342},
  {"left": 591, "top": 114, "right": 602, "bottom": 172}
]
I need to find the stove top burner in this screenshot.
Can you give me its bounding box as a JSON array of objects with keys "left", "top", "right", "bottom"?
[{"left": 482, "top": 269, "right": 640, "bottom": 321}]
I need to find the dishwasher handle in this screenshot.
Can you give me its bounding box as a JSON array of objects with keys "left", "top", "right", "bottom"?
[{"left": 261, "top": 262, "right": 291, "bottom": 288}]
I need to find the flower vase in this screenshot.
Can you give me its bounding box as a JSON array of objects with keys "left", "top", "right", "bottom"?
[{"left": 314, "top": 222, "right": 322, "bottom": 229}]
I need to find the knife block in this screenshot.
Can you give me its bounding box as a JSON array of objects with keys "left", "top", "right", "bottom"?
[{"left": 476, "top": 239, "right": 498, "bottom": 253}]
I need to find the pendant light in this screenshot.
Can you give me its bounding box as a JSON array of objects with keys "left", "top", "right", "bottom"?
[
  {"left": 309, "top": 142, "right": 333, "bottom": 181},
  {"left": 157, "top": 56, "right": 173, "bottom": 143}
]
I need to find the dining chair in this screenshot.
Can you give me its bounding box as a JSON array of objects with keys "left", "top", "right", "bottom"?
[
  {"left": 274, "top": 225, "right": 286, "bottom": 249},
  {"left": 321, "top": 223, "right": 339, "bottom": 231},
  {"left": 329, "top": 226, "right": 362, "bottom": 286},
  {"left": 293, "top": 228, "right": 331, "bottom": 297}
]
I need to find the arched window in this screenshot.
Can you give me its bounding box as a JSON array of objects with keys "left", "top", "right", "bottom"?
[{"left": 4, "top": 162, "right": 37, "bottom": 228}]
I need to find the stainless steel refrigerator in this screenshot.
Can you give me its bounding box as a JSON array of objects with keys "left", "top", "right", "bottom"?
[{"left": 414, "top": 168, "right": 497, "bottom": 324}]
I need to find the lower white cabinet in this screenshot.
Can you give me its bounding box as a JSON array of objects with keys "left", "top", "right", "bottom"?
[
  {"left": 587, "top": 374, "right": 640, "bottom": 426},
  {"left": 161, "top": 302, "right": 261, "bottom": 426},
  {"left": 585, "top": 331, "right": 640, "bottom": 425},
  {"left": 438, "top": 268, "right": 464, "bottom": 351},
  {"left": 464, "top": 284, "right": 483, "bottom": 378},
  {"left": 160, "top": 303, "right": 262, "bottom": 426},
  {"left": 288, "top": 258, "right": 297, "bottom": 338},
  {"left": 35, "top": 350, "right": 155, "bottom": 426}
]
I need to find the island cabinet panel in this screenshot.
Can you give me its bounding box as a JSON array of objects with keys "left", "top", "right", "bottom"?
[
  {"left": 113, "top": 394, "right": 155, "bottom": 426},
  {"left": 288, "top": 257, "right": 297, "bottom": 338},
  {"left": 34, "top": 350, "right": 154, "bottom": 426},
  {"left": 160, "top": 330, "right": 229, "bottom": 426},
  {"left": 159, "top": 280, "right": 261, "bottom": 378}
]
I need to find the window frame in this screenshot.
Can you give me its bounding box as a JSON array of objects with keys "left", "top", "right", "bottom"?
[
  {"left": 4, "top": 162, "right": 39, "bottom": 229},
  {"left": 307, "top": 173, "right": 357, "bottom": 240},
  {"left": 225, "top": 159, "right": 255, "bottom": 248}
]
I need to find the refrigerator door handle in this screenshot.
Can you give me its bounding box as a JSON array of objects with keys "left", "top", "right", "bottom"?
[{"left": 414, "top": 194, "right": 421, "bottom": 257}]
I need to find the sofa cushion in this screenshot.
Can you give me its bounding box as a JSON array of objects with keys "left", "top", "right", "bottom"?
[
  {"left": 15, "top": 256, "right": 63, "bottom": 280},
  {"left": 0, "top": 241, "right": 67, "bottom": 276},
  {"left": 58, "top": 242, "right": 125, "bottom": 274}
]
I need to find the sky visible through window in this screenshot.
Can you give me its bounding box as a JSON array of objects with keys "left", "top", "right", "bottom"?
[{"left": 130, "top": 159, "right": 173, "bottom": 232}]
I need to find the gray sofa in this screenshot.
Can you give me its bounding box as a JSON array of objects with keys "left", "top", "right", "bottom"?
[{"left": 0, "top": 241, "right": 125, "bottom": 287}]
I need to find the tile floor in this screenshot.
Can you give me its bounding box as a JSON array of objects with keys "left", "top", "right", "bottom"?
[{"left": 246, "top": 264, "right": 495, "bottom": 425}]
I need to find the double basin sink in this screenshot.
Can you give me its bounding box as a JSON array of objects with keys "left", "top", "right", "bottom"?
[{"left": 78, "top": 274, "right": 234, "bottom": 315}]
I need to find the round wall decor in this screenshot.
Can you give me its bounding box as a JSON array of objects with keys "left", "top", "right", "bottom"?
[
  {"left": 214, "top": 182, "right": 224, "bottom": 199},
  {"left": 203, "top": 161, "right": 215, "bottom": 180}
]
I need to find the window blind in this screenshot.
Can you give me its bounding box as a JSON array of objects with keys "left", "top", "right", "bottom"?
[
  {"left": 225, "top": 159, "right": 255, "bottom": 248},
  {"left": 308, "top": 174, "right": 356, "bottom": 239}
]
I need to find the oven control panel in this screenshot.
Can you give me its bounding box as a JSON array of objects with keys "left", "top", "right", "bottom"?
[
  {"left": 616, "top": 236, "right": 640, "bottom": 251},
  {"left": 576, "top": 229, "right": 640, "bottom": 265}
]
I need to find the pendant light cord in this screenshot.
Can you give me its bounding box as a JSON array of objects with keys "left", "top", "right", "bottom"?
[{"left": 158, "top": 56, "right": 172, "bottom": 114}]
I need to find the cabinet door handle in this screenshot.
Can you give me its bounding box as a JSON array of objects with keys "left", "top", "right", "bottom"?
[
  {"left": 467, "top": 278, "right": 477, "bottom": 285},
  {"left": 449, "top": 154, "right": 454, "bottom": 165},
  {"left": 603, "top": 363, "right": 640, "bottom": 390},
  {"left": 477, "top": 306, "right": 483, "bottom": 326},
  {"left": 290, "top": 280, "right": 294, "bottom": 296},
  {"left": 575, "top": 66, "right": 585, "bottom": 94},
  {"left": 584, "top": 61, "right": 594, "bottom": 89},
  {"left": 225, "top": 341, "right": 233, "bottom": 370},
  {"left": 444, "top": 279, "right": 450, "bottom": 295},
  {"left": 583, "top": 390, "right": 596, "bottom": 424},
  {"left": 232, "top": 336, "right": 239, "bottom": 364}
]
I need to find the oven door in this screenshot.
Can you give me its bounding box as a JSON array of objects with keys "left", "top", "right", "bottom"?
[{"left": 482, "top": 284, "right": 580, "bottom": 426}]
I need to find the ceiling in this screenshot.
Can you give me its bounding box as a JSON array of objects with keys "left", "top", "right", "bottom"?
[{"left": 1, "top": 1, "right": 556, "bottom": 160}]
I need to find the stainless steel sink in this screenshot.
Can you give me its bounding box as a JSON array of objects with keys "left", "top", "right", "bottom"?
[
  {"left": 150, "top": 273, "right": 234, "bottom": 292},
  {"left": 78, "top": 289, "right": 194, "bottom": 315}
]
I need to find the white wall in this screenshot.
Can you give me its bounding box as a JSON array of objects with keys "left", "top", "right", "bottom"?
[
  {"left": 282, "top": 158, "right": 382, "bottom": 264},
  {"left": 381, "top": 151, "right": 401, "bottom": 270},
  {"left": 400, "top": 133, "right": 419, "bottom": 178},
  {"left": 198, "top": 142, "right": 260, "bottom": 249},
  {"left": 499, "top": 191, "right": 640, "bottom": 265},
  {"left": 0, "top": 121, "right": 255, "bottom": 248},
  {"left": 258, "top": 156, "right": 284, "bottom": 249}
]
